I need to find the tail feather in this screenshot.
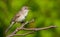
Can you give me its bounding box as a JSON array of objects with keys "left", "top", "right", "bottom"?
[{"left": 5, "top": 22, "right": 15, "bottom": 33}]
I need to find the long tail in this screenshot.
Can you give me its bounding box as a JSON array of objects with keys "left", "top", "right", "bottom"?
[{"left": 5, "top": 22, "right": 15, "bottom": 33}]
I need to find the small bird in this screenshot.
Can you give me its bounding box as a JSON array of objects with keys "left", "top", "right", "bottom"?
[{"left": 5, "top": 6, "right": 29, "bottom": 33}]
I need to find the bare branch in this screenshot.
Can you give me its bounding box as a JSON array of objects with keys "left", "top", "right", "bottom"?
[
  {"left": 12, "top": 19, "right": 34, "bottom": 34},
  {"left": 7, "top": 31, "right": 34, "bottom": 37},
  {"left": 6, "top": 19, "right": 56, "bottom": 37},
  {"left": 21, "top": 25, "right": 56, "bottom": 31},
  {"left": 13, "top": 31, "right": 34, "bottom": 36},
  {"left": 6, "top": 19, "right": 34, "bottom": 37},
  {"left": 7, "top": 25, "right": 56, "bottom": 37},
  {"left": 12, "top": 25, "right": 56, "bottom": 36}
]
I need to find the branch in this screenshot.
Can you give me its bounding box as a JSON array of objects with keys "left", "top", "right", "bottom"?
[
  {"left": 12, "top": 31, "right": 34, "bottom": 36},
  {"left": 11, "top": 25, "right": 56, "bottom": 36},
  {"left": 7, "top": 25, "right": 56, "bottom": 37},
  {"left": 6, "top": 19, "right": 34, "bottom": 37},
  {"left": 6, "top": 19, "right": 56, "bottom": 37},
  {"left": 21, "top": 25, "right": 56, "bottom": 31},
  {"left": 12, "top": 19, "right": 34, "bottom": 34}
]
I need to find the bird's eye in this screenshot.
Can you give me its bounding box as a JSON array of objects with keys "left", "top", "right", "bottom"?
[{"left": 25, "top": 8, "right": 27, "bottom": 9}]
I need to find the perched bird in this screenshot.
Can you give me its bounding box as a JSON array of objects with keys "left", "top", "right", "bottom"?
[{"left": 5, "top": 6, "right": 29, "bottom": 33}]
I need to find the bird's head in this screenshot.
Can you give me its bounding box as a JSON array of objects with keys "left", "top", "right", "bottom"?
[{"left": 21, "top": 6, "right": 30, "bottom": 12}]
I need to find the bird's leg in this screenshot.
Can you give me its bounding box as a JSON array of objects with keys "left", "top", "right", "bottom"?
[{"left": 20, "top": 21, "right": 26, "bottom": 24}]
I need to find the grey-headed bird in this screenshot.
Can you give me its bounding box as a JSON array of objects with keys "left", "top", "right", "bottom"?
[{"left": 5, "top": 6, "right": 29, "bottom": 33}]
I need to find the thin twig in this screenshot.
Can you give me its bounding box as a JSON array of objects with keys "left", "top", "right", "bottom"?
[
  {"left": 21, "top": 25, "right": 56, "bottom": 31},
  {"left": 12, "top": 19, "right": 34, "bottom": 34},
  {"left": 12, "top": 21, "right": 28, "bottom": 34},
  {"left": 7, "top": 31, "right": 34, "bottom": 37},
  {"left": 13, "top": 31, "right": 34, "bottom": 36},
  {"left": 6, "top": 19, "right": 56, "bottom": 37},
  {"left": 10, "top": 25, "right": 56, "bottom": 36},
  {"left": 7, "top": 25, "right": 56, "bottom": 37},
  {"left": 7, "top": 19, "right": 34, "bottom": 37}
]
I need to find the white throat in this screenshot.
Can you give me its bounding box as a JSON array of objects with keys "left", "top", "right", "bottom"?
[{"left": 21, "top": 9, "right": 29, "bottom": 17}]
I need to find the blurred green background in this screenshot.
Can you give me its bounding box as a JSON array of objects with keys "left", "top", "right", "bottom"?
[{"left": 0, "top": 0, "right": 60, "bottom": 37}]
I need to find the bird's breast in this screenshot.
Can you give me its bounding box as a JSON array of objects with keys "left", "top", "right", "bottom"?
[
  {"left": 16, "top": 15, "right": 25, "bottom": 22},
  {"left": 15, "top": 11, "right": 28, "bottom": 22}
]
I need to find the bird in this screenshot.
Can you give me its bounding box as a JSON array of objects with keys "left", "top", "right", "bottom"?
[{"left": 5, "top": 6, "right": 29, "bottom": 33}]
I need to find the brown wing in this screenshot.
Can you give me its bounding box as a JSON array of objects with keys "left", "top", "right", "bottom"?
[{"left": 11, "top": 13, "right": 20, "bottom": 22}]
